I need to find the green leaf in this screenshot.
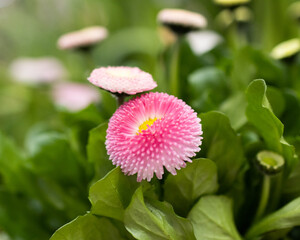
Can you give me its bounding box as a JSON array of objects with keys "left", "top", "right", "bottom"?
[
  {"left": 188, "top": 195, "right": 242, "bottom": 240},
  {"left": 50, "top": 213, "right": 124, "bottom": 240},
  {"left": 220, "top": 92, "right": 247, "bottom": 130},
  {"left": 0, "top": 132, "right": 26, "bottom": 192},
  {"left": 164, "top": 158, "right": 218, "bottom": 216},
  {"left": 246, "top": 79, "right": 297, "bottom": 174},
  {"left": 266, "top": 86, "right": 285, "bottom": 118},
  {"left": 25, "top": 129, "right": 82, "bottom": 184},
  {"left": 0, "top": 189, "right": 50, "bottom": 240},
  {"left": 124, "top": 187, "right": 196, "bottom": 240},
  {"left": 87, "top": 122, "right": 114, "bottom": 180},
  {"left": 89, "top": 167, "right": 140, "bottom": 221},
  {"left": 188, "top": 67, "right": 229, "bottom": 112},
  {"left": 200, "top": 111, "right": 245, "bottom": 191},
  {"left": 246, "top": 197, "right": 300, "bottom": 239}
]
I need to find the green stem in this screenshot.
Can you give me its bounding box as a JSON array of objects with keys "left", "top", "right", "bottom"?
[
  {"left": 254, "top": 175, "right": 271, "bottom": 222},
  {"left": 170, "top": 39, "right": 180, "bottom": 97}
]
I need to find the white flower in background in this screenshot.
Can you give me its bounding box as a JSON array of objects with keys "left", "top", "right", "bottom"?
[
  {"left": 52, "top": 82, "right": 101, "bottom": 112},
  {"left": 187, "top": 30, "right": 223, "bottom": 55},
  {"left": 9, "top": 57, "right": 65, "bottom": 85},
  {"left": 57, "top": 26, "right": 108, "bottom": 50}
]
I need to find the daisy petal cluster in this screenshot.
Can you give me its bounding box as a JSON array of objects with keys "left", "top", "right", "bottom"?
[
  {"left": 52, "top": 82, "right": 100, "bottom": 112},
  {"left": 157, "top": 9, "right": 207, "bottom": 35},
  {"left": 88, "top": 66, "right": 157, "bottom": 95},
  {"left": 57, "top": 26, "right": 108, "bottom": 50},
  {"left": 106, "top": 92, "right": 202, "bottom": 182}
]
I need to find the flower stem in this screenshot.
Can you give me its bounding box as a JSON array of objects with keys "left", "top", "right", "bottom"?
[
  {"left": 254, "top": 175, "right": 270, "bottom": 222},
  {"left": 117, "top": 94, "right": 125, "bottom": 107},
  {"left": 170, "top": 38, "right": 180, "bottom": 97}
]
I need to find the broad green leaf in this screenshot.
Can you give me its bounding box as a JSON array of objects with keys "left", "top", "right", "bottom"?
[
  {"left": 124, "top": 187, "right": 196, "bottom": 240},
  {"left": 50, "top": 213, "right": 124, "bottom": 240},
  {"left": 230, "top": 46, "right": 284, "bottom": 91},
  {"left": 164, "top": 158, "right": 218, "bottom": 216},
  {"left": 200, "top": 111, "right": 245, "bottom": 191},
  {"left": 266, "top": 86, "right": 285, "bottom": 118},
  {"left": 95, "top": 27, "right": 161, "bottom": 68},
  {"left": 220, "top": 92, "right": 247, "bottom": 130},
  {"left": 25, "top": 129, "right": 82, "bottom": 184},
  {"left": 87, "top": 122, "right": 114, "bottom": 180},
  {"left": 246, "top": 79, "right": 297, "bottom": 174},
  {"left": 246, "top": 197, "right": 300, "bottom": 239},
  {"left": 0, "top": 189, "right": 50, "bottom": 240},
  {"left": 188, "top": 195, "right": 242, "bottom": 240},
  {"left": 0, "top": 132, "right": 26, "bottom": 192},
  {"left": 188, "top": 67, "right": 229, "bottom": 112},
  {"left": 89, "top": 167, "right": 139, "bottom": 221}
]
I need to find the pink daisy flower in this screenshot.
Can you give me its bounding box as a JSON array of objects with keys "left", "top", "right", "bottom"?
[
  {"left": 10, "top": 57, "right": 65, "bottom": 85},
  {"left": 57, "top": 26, "right": 108, "bottom": 50},
  {"left": 106, "top": 92, "right": 202, "bottom": 182},
  {"left": 88, "top": 66, "right": 157, "bottom": 95},
  {"left": 52, "top": 82, "right": 100, "bottom": 112}
]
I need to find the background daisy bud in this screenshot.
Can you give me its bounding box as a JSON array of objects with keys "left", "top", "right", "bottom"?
[
  {"left": 9, "top": 57, "right": 65, "bottom": 85},
  {"left": 256, "top": 151, "right": 285, "bottom": 175},
  {"left": 271, "top": 38, "right": 300, "bottom": 61},
  {"left": 57, "top": 26, "right": 108, "bottom": 51},
  {"left": 213, "top": 0, "right": 250, "bottom": 9},
  {"left": 106, "top": 92, "right": 203, "bottom": 182},
  {"left": 52, "top": 82, "right": 100, "bottom": 112},
  {"left": 157, "top": 9, "right": 207, "bottom": 35}
]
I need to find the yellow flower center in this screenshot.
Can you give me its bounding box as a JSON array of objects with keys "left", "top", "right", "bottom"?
[{"left": 137, "top": 118, "right": 158, "bottom": 134}]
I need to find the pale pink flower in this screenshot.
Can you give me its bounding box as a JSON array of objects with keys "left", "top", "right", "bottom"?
[
  {"left": 157, "top": 9, "right": 207, "bottom": 34},
  {"left": 187, "top": 30, "right": 223, "bottom": 55},
  {"left": 10, "top": 57, "right": 65, "bottom": 84},
  {"left": 88, "top": 66, "right": 157, "bottom": 95},
  {"left": 52, "top": 82, "right": 100, "bottom": 112},
  {"left": 106, "top": 92, "right": 202, "bottom": 182},
  {"left": 57, "top": 26, "right": 108, "bottom": 50}
]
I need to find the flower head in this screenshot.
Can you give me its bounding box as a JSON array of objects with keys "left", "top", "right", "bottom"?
[
  {"left": 88, "top": 66, "right": 157, "bottom": 95},
  {"left": 213, "top": 0, "right": 250, "bottom": 7},
  {"left": 52, "top": 82, "right": 100, "bottom": 112},
  {"left": 106, "top": 92, "right": 202, "bottom": 181},
  {"left": 57, "top": 26, "right": 108, "bottom": 50},
  {"left": 10, "top": 57, "right": 65, "bottom": 85},
  {"left": 187, "top": 30, "right": 223, "bottom": 55},
  {"left": 157, "top": 9, "right": 207, "bottom": 35}
]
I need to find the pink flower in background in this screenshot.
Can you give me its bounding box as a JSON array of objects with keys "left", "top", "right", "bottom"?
[
  {"left": 57, "top": 26, "right": 108, "bottom": 50},
  {"left": 106, "top": 92, "right": 202, "bottom": 181},
  {"left": 52, "top": 83, "right": 100, "bottom": 112},
  {"left": 157, "top": 9, "right": 207, "bottom": 34},
  {"left": 9, "top": 57, "right": 65, "bottom": 84},
  {"left": 88, "top": 66, "right": 157, "bottom": 95}
]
